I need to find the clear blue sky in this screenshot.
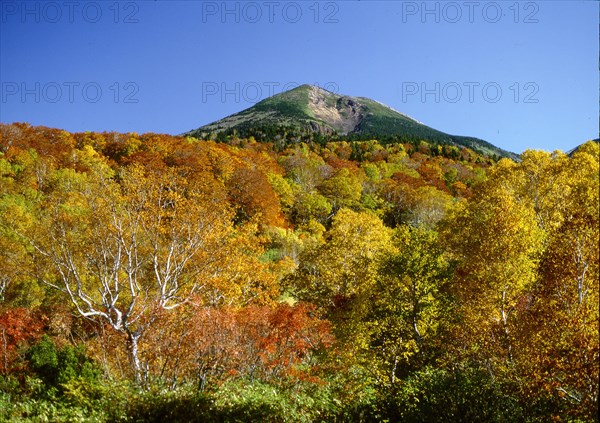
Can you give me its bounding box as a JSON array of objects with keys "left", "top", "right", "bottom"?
[{"left": 1, "top": 1, "right": 598, "bottom": 153}]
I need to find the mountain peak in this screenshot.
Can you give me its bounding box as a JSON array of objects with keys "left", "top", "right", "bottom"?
[
  {"left": 292, "top": 84, "right": 331, "bottom": 93},
  {"left": 185, "top": 85, "right": 516, "bottom": 159}
]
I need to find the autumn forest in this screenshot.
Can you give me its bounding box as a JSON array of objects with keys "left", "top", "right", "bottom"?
[{"left": 0, "top": 122, "right": 597, "bottom": 422}]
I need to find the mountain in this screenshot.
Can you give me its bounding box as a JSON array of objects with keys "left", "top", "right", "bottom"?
[
  {"left": 185, "top": 84, "right": 516, "bottom": 159},
  {"left": 566, "top": 138, "right": 599, "bottom": 157}
]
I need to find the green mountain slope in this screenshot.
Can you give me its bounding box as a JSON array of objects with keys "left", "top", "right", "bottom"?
[{"left": 185, "top": 84, "right": 516, "bottom": 159}]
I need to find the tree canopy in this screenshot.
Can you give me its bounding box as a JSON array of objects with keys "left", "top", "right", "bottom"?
[{"left": 0, "top": 123, "right": 597, "bottom": 421}]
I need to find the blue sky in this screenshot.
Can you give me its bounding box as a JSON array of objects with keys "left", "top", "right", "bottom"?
[{"left": 1, "top": 1, "right": 597, "bottom": 153}]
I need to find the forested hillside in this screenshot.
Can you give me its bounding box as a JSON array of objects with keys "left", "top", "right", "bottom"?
[
  {"left": 0, "top": 122, "right": 597, "bottom": 422},
  {"left": 185, "top": 85, "right": 517, "bottom": 161}
]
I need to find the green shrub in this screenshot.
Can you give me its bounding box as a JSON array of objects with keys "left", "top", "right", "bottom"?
[
  {"left": 379, "top": 366, "right": 524, "bottom": 423},
  {"left": 25, "top": 335, "right": 100, "bottom": 391},
  {"left": 0, "top": 336, "right": 108, "bottom": 421},
  {"left": 120, "top": 379, "right": 342, "bottom": 423},
  {"left": 117, "top": 386, "right": 214, "bottom": 423}
]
